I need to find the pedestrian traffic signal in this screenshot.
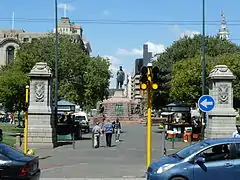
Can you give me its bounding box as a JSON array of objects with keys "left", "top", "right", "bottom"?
[
  {"left": 152, "top": 67, "right": 159, "bottom": 90},
  {"left": 159, "top": 68, "right": 172, "bottom": 91},
  {"left": 140, "top": 66, "right": 148, "bottom": 90}
]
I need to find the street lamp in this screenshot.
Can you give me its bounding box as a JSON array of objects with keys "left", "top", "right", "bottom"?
[
  {"left": 54, "top": 0, "right": 59, "bottom": 123},
  {"left": 201, "top": 0, "right": 206, "bottom": 138}
]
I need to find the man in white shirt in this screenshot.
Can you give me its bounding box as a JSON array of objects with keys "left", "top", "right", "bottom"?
[
  {"left": 232, "top": 125, "right": 240, "bottom": 138},
  {"left": 92, "top": 122, "right": 101, "bottom": 148}
]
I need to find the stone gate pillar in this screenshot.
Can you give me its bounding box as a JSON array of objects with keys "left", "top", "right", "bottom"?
[
  {"left": 205, "top": 65, "right": 237, "bottom": 138},
  {"left": 28, "top": 62, "right": 56, "bottom": 148}
]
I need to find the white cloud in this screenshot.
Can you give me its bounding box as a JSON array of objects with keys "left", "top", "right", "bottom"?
[
  {"left": 117, "top": 41, "right": 165, "bottom": 56},
  {"left": 102, "top": 10, "right": 110, "bottom": 16},
  {"left": 170, "top": 25, "right": 200, "bottom": 38},
  {"left": 57, "top": 3, "right": 75, "bottom": 11}
]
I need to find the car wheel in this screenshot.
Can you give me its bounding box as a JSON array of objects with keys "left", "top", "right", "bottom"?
[{"left": 171, "top": 177, "right": 187, "bottom": 180}]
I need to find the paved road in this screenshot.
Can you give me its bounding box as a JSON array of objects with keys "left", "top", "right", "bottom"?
[{"left": 38, "top": 124, "right": 189, "bottom": 179}]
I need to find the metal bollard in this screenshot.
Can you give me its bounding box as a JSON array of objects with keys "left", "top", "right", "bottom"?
[
  {"left": 15, "top": 133, "right": 22, "bottom": 147},
  {"left": 92, "top": 132, "right": 94, "bottom": 148},
  {"left": 189, "top": 133, "right": 192, "bottom": 145},
  {"left": 72, "top": 132, "right": 75, "bottom": 149},
  {"left": 172, "top": 135, "right": 175, "bottom": 149}
]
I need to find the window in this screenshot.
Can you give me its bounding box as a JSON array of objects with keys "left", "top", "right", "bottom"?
[
  {"left": 176, "top": 141, "right": 209, "bottom": 159},
  {"left": 6, "top": 46, "right": 15, "bottom": 64},
  {"left": 229, "top": 143, "right": 240, "bottom": 159},
  {"left": 198, "top": 144, "right": 231, "bottom": 162}
]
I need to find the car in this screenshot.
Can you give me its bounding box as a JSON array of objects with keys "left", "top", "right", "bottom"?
[
  {"left": 0, "top": 143, "right": 40, "bottom": 180},
  {"left": 146, "top": 138, "right": 240, "bottom": 180},
  {"left": 73, "top": 111, "right": 90, "bottom": 133}
]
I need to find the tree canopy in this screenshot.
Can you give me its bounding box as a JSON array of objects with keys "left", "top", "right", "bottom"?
[
  {"left": 170, "top": 53, "right": 240, "bottom": 105},
  {"left": 152, "top": 35, "right": 240, "bottom": 108},
  {"left": 154, "top": 35, "right": 240, "bottom": 68},
  {"left": 0, "top": 34, "right": 111, "bottom": 111}
]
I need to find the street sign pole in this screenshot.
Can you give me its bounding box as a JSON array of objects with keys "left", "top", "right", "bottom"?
[
  {"left": 146, "top": 65, "right": 152, "bottom": 168},
  {"left": 198, "top": 95, "right": 215, "bottom": 139}
]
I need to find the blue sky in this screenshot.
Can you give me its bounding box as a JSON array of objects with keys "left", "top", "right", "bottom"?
[{"left": 1, "top": 0, "right": 240, "bottom": 88}]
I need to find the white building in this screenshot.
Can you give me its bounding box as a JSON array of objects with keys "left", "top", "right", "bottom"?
[{"left": 218, "top": 11, "right": 230, "bottom": 40}]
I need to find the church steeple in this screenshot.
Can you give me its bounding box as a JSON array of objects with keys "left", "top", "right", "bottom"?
[{"left": 218, "top": 11, "right": 230, "bottom": 40}]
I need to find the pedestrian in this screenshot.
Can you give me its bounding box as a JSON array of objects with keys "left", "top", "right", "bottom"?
[
  {"left": 232, "top": 125, "right": 240, "bottom": 138},
  {"left": 103, "top": 119, "right": 114, "bottom": 147},
  {"left": 112, "top": 118, "right": 122, "bottom": 142},
  {"left": 92, "top": 122, "right": 101, "bottom": 148},
  {"left": 10, "top": 112, "right": 15, "bottom": 124}
]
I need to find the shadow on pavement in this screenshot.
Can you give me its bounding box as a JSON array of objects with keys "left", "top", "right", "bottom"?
[
  {"left": 39, "top": 156, "right": 52, "bottom": 160},
  {"left": 56, "top": 142, "right": 74, "bottom": 147},
  {"left": 79, "top": 137, "right": 92, "bottom": 140}
]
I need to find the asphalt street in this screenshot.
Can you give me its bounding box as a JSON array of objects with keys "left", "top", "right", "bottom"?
[{"left": 38, "top": 124, "right": 189, "bottom": 179}]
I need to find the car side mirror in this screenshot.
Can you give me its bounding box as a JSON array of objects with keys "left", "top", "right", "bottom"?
[{"left": 195, "top": 157, "right": 205, "bottom": 164}]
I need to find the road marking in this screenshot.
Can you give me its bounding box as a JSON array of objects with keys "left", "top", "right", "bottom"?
[{"left": 41, "top": 162, "right": 88, "bottom": 172}]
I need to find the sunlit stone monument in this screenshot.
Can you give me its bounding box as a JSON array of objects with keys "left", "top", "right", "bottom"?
[
  {"left": 28, "top": 62, "right": 56, "bottom": 148},
  {"left": 206, "top": 65, "right": 237, "bottom": 138}
]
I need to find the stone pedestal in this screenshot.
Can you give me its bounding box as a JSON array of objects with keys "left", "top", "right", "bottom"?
[
  {"left": 28, "top": 62, "right": 56, "bottom": 148},
  {"left": 103, "top": 89, "right": 131, "bottom": 121},
  {"left": 205, "top": 65, "right": 237, "bottom": 138}
]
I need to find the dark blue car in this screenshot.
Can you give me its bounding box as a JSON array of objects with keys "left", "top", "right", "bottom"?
[{"left": 147, "top": 138, "right": 240, "bottom": 180}]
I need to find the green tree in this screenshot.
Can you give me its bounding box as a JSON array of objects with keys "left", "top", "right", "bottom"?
[
  {"left": 4, "top": 34, "right": 111, "bottom": 109},
  {"left": 84, "top": 56, "right": 111, "bottom": 110},
  {"left": 154, "top": 35, "right": 240, "bottom": 68},
  {"left": 152, "top": 35, "right": 240, "bottom": 107},
  {"left": 0, "top": 67, "right": 29, "bottom": 112},
  {"left": 170, "top": 53, "right": 240, "bottom": 104}
]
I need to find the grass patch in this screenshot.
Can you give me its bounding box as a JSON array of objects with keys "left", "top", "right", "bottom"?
[
  {"left": 2, "top": 134, "right": 16, "bottom": 147},
  {"left": 0, "top": 125, "right": 24, "bottom": 133}
]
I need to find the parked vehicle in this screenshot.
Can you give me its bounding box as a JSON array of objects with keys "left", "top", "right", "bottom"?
[
  {"left": 0, "top": 143, "right": 40, "bottom": 180},
  {"left": 147, "top": 138, "right": 240, "bottom": 180},
  {"left": 74, "top": 111, "right": 90, "bottom": 133}
]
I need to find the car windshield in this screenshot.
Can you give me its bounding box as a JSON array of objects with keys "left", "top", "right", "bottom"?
[
  {"left": 75, "top": 116, "right": 86, "bottom": 121},
  {"left": 176, "top": 141, "right": 210, "bottom": 159},
  {"left": 0, "top": 144, "right": 25, "bottom": 160}
]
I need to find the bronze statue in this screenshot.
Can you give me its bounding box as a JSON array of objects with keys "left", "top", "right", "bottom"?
[{"left": 116, "top": 66, "right": 125, "bottom": 89}]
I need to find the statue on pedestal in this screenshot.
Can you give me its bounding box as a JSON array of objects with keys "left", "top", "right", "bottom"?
[{"left": 116, "top": 66, "right": 125, "bottom": 89}]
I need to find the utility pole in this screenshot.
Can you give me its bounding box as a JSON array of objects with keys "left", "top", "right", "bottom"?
[
  {"left": 201, "top": 0, "right": 206, "bottom": 139},
  {"left": 54, "top": 0, "right": 59, "bottom": 125}
]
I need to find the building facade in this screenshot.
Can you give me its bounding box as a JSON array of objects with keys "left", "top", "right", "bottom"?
[
  {"left": 0, "top": 17, "right": 91, "bottom": 66},
  {"left": 131, "top": 74, "right": 142, "bottom": 101}
]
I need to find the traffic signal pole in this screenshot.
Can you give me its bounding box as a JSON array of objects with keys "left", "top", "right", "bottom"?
[
  {"left": 141, "top": 64, "right": 171, "bottom": 168},
  {"left": 147, "top": 66, "right": 152, "bottom": 168},
  {"left": 24, "top": 85, "right": 29, "bottom": 154}
]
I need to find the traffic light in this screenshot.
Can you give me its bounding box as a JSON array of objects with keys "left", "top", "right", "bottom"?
[
  {"left": 140, "top": 66, "right": 148, "bottom": 90},
  {"left": 159, "top": 68, "right": 172, "bottom": 91},
  {"left": 152, "top": 67, "right": 159, "bottom": 90}
]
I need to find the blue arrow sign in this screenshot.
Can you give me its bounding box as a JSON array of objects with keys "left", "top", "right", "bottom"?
[{"left": 198, "top": 95, "right": 215, "bottom": 112}]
